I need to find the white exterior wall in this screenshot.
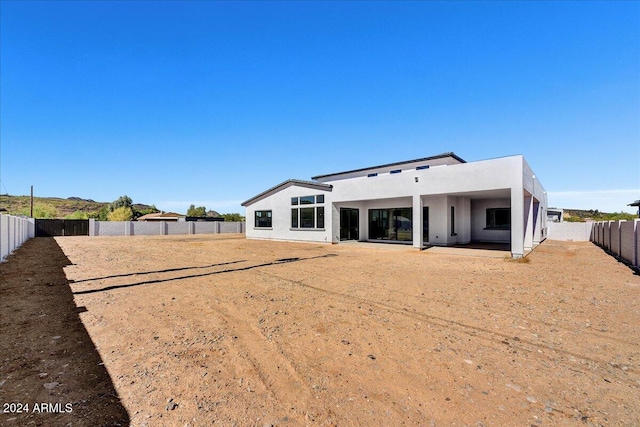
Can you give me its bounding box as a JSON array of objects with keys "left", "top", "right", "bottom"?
[
  {"left": 245, "top": 184, "right": 332, "bottom": 243},
  {"left": 0, "top": 214, "right": 35, "bottom": 262},
  {"left": 471, "top": 198, "right": 511, "bottom": 243},
  {"left": 244, "top": 155, "right": 547, "bottom": 257}
]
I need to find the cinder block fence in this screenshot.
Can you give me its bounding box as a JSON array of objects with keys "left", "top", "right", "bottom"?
[
  {"left": 89, "top": 219, "right": 245, "bottom": 236},
  {"left": 0, "top": 214, "right": 36, "bottom": 261},
  {"left": 548, "top": 220, "right": 639, "bottom": 269},
  {"left": 590, "top": 220, "right": 640, "bottom": 269}
]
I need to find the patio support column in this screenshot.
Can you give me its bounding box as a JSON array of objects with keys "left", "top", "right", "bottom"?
[
  {"left": 510, "top": 188, "right": 525, "bottom": 258},
  {"left": 412, "top": 194, "right": 423, "bottom": 249},
  {"left": 331, "top": 203, "right": 340, "bottom": 243},
  {"left": 533, "top": 199, "right": 541, "bottom": 246},
  {"left": 524, "top": 194, "right": 533, "bottom": 252}
]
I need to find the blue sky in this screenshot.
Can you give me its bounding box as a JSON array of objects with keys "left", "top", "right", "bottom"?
[{"left": 1, "top": 1, "right": 638, "bottom": 214}]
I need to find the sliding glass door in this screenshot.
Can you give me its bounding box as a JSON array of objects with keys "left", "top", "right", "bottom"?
[{"left": 368, "top": 208, "right": 412, "bottom": 241}]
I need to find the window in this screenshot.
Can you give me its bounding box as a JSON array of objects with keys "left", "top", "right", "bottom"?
[
  {"left": 291, "top": 195, "right": 325, "bottom": 229},
  {"left": 390, "top": 169, "right": 401, "bottom": 174},
  {"left": 416, "top": 165, "right": 430, "bottom": 170},
  {"left": 300, "top": 196, "right": 315, "bottom": 205},
  {"left": 486, "top": 208, "right": 510, "bottom": 230},
  {"left": 300, "top": 207, "right": 315, "bottom": 228},
  {"left": 368, "top": 208, "right": 412, "bottom": 241},
  {"left": 255, "top": 210, "right": 272, "bottom": 228},
  {"left": 317, "top": 206, "right": 324, "bottom": 228},
  {"left": 450, "top": 206, "right": 456, "bottom": 236},
  {"left": 368, "top": 173, "right": 378, "bottom": 177}
]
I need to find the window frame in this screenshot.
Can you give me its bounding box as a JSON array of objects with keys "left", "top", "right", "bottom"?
[
  {"left": 290, "top": 194, "right": 326, "bottom": 230},
  {"left": 485, "top": 207, "right": 511, "bottom": 230},
  {"left": 254, "top": 210, "right": 272, "bottom": 228}
]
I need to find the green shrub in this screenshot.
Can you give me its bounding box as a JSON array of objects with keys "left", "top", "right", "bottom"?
[{"left": 108, "top": 206, "right": 133, "bottom": 221}]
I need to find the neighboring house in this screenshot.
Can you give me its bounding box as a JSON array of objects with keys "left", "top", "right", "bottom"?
[
  {"left": 136, "top": 212, "right": 185, "bottom": 222},
  {"left": 629, "top": 200, "right": 640, "bottom": 218},
  {"left": 547, "top": 208, "right": 564, "bottom": 223},
  {"left": 242, "top": 152, "right": 547, "bottom": 258}
]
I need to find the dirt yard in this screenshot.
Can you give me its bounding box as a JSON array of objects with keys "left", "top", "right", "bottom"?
[{"left": 1, "top": 235, "right": 639, "bottom": 426}]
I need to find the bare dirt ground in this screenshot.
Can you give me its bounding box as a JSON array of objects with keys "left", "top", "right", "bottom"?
[{"left": 2, "top": 235, "right": 639, "bottom": 426}]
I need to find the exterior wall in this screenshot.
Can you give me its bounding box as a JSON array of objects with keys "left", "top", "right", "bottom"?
[
  {"left": 167, "top": 222, "right": 190, "bottom": 235},
  {"left": 547, "top": 222, "right": 594, "bottom": 241},
  {"left": 603, "top": 222, "right": 611, "bottom": 249},
  {"left": 620, "top": 221, "right": 636, "bottom": 265},
  {"left": 220, "top": 222, "right": 245, "bottom": 233},
  {"left": 90, "top": 220, "right": 244, "bottom": 237},
  {"left": 591, "top": 220, "right": 639, "bottom": 270},
  {"left": 610, "top": 221, "right": 622, "bottom": 256},
  {"left": 470, "top": 198, "right": 511, "bottom": 243},
  {"left": 314, "top": 156, "right": 463, "bottom": 182},
  {"left": 194, "top": 222, "right": 218, "bottom": 234},
  {"left": 133, "top": 221, "right": 164, "bottom": 236},
  {"left": 245, "top": 183, "right": 332, "bottom": 243},
  {"left": 0, "top": 214, "right": 35, "bottom": 262}
]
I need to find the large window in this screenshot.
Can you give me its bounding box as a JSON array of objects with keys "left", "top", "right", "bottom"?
[
  {"left": 255, "top": 210, "right": 272, "bottom": 228},
  {"left": 369, "top": 208, "right": 412, "bottom": 241},
  {"left": 300, "top": 207, "right": 315, "bottom": 228},
  {"left": 291, "top": 195, "right": 325, "bottom": 229},
  {"left": 486, "top": 208, "right": 510, "bottom": 230}
]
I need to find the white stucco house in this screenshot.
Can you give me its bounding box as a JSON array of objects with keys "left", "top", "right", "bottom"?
[{"left": 241, "top": 153, "right": 547, "bottom": 258}]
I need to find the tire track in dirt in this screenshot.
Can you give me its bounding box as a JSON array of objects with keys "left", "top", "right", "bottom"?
[
  {"left": 211, "top": 301, "right": 316, "bottom": 422},
  {"left": 258, "top": 269, "right": 639, "bottom": 388}
]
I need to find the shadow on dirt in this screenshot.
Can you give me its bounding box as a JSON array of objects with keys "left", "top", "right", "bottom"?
[
  {"left": 69, "top": 259, "right": 248, "bottom": 284},
  {"left": 73, "top": 253, "right": 338, "bottom": 296},
  {"left": 0, "top": 237, "right": 130, "bottom": 426}
]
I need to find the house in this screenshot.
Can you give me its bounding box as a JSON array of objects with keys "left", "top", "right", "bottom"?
[
  {"left": 547, "top": 208, "right": 564, "bottom": 223},
  {"left": 241, "top": 152, "right": 547, "bottom": 258},
  {"left": 629, "top": 200, "right": 640, "bottom": 218},
  {"left": 136, "top": 212, "right": 185, "bottom": 222}
]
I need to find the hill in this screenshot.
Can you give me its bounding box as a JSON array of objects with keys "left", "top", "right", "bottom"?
[
  {"left": 559, "top": 208, "right": 636, "bottom": 222},
  {"left": 0, "top": 195, "right": 156, "bottom": 219}
]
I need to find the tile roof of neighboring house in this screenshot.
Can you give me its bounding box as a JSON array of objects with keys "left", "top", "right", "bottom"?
[
  {"left": 241, "top": 179, "right": 333, "bottom": 207},
  {"left": 311, "top": 152, "right": 466, "bottom": 180},
  {"left": 137, "top": 212, "right": 185, "bottom": 221}
]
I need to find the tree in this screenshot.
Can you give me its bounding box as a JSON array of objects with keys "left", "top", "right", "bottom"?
[
  {"left": 66, "top": 211, "right": 88, "bottom": 219},
  {"left": 221, "top": 213, "right": 245, "bottom": 222},
  {"left": 110, "top": 195, "right": 133, "bottom": 212},
  {"left": 108, "top": 206, "right": 133, "bottom": 221},
  {"left": 187, "top": 204, "right": 207, "bottom": 217},
  {"left": 89, "top": 206, "right": 110, "bottom": 221},
  {"left": 18, "top": 204, "right": 58, "bottom": 218}
]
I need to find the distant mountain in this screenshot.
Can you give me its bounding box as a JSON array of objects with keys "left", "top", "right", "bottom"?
[{"left": 0, "top": 195, "right": 156, "bottom": 218}]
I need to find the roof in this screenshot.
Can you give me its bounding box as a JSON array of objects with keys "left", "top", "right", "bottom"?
[
  {"left": 241, "top": 179, "right": 332, "bottom": 207},
  {"left": 137, "top": 212, "right": 185, "bottom": 221},
  {"left": 629, "top": 200, "right": 640, "bottom": 207},
  {"left": 311, "top": 152, "right": 466, "bottom": 180}
]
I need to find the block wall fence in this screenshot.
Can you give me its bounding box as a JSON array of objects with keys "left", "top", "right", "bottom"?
[
  {"left": 590, "top": 220, "right": 640, "bottom": 269},
  {"left": 89, "top": 219, "right": 245, "bottom": 236},
  {"left": 547, "top": 220, "right": 639, "bottom": 269},
  {"left": 0, "top": 214, "right": 36, "bottom": 262}
]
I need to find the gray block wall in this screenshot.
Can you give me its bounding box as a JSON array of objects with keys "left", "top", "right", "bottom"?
[
  {"left": 90, "top": 221, "right": 245, "bottom": 237},
  {"left": 547, "top": 222, "right": 594, "bottom": 241}
]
